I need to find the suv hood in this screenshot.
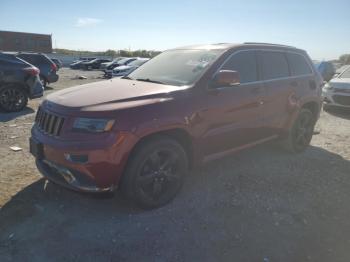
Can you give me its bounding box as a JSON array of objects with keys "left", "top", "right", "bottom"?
[
  {"left": 45, "top": 78, "right": 185, "bottom": 111},
  {"left": 330, "top": 78, "right": 350, "bottom": 89}
]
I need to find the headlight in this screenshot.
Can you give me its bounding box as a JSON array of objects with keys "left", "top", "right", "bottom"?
[
  {"left": 324, "top": 83, "right": 334, "bottom": 90},
  {"left": 73, "top": 118, "right": 115, "bottom": 133}
]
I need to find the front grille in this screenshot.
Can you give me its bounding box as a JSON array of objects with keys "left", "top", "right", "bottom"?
[
  {"left": 333, "top": 95, "right": 350, "bottom": 106},
  {"left": 35, "top": 107, "right": 65, "bottom": 136}
]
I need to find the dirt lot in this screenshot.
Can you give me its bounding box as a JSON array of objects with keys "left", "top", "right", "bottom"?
[{"left": 0, "top": 68, "right": 350, "bottom": 262}]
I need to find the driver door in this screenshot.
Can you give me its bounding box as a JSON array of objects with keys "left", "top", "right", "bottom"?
[{"left": 199, "top": 50, "right": 266, "bottom": 158}]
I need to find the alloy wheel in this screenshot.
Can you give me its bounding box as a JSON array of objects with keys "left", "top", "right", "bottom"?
[
  {"left": 293, "top": 112, "right": 314, "bottom": 150},
  {"left": 136, "top": 149, "right": 181, "bottom": 203},
  {"left": 0, "top": 87, "right": 26, "bottom": 112}
]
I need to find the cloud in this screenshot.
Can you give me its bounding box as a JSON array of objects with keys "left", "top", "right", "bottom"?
[{"left": 75, "top": 17, "right": 102, "bottom": 27}]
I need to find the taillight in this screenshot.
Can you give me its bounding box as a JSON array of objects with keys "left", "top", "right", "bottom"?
[
  {"left": 24, "top": 67, "right": 40, "bottom": 76},
  {"left": 51, "top": 63, "right": 57, "bottom": 71}
]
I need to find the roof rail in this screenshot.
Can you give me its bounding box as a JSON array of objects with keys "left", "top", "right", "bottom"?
[{"left": 243, "top": 42, "right": 296, "bottom": 48}]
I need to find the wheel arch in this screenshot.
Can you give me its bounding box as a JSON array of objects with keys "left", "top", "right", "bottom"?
[
  {"left": 128, "top": 128, "right": 194, "bottom": 169},
  {"left": 301, "top": 101, "right": 320, "bottom": 120}
]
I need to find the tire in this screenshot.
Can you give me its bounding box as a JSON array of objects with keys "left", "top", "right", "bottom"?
[
  {"left": 120, "top": 136, "right": 188, "bottom": 209},
  {"left": 282, "top": 108, "right": 315, "bottom": 153},
  {"left": 0, "top": 84, "right": 28, "bottom": 112}
]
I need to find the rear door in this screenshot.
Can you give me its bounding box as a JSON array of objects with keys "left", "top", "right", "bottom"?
[
  {"left": 200, "top": 50, "right": 266, "bottom": 156},
  {"left": 258, "top": 50, "right": 293, "bottom": 136},
  {"left": 286, "top": 52, "right": 316, "bottom": 99}
]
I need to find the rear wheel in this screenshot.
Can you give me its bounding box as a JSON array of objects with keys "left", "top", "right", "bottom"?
[
  {"left": 0, "top": 85, "right": 28, "bottom": 112},
  {"left": 121, "top": 137, "right": 188, "bottom": 209},
  {"left": 282, "top": 108, "right": 315, "bottom": 153}
]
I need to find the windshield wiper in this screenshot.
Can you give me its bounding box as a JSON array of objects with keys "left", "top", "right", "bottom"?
[{"left": 136, "top": 78, "right": 165, "bottom": 85}]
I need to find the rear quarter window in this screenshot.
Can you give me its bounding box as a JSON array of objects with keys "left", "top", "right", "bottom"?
[
  {"left": 287, "top": 53, "right": 312, "bottom": 76},
  {"left": 260, "top": 51, "right": 289, "bottom": 80},
  {"left": 18, "top": 54, "right": 35, "bottom": 64}
]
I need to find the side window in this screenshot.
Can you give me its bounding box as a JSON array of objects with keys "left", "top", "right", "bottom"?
[
  {"left": 221, "top": 51, "right": 258, "bottom": 83},
  {"left": 18, "top": 54, "right": 34, "bottom": 64},
  {"left": 260, "top": 51, "right": 289, "bottom": 80},
  {"left": 287, "top": 53, "right": 312, "bottom": 76}
]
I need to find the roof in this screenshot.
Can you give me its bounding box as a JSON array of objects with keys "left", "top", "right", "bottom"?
[
  {"left": 0, "top": 30, "right": 51, "bottom": 37},
  {"left": 171, "top": 42, "right": 299, "bottom": 51}
]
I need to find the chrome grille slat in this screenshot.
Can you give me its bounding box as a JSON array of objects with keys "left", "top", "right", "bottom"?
[{"left": 34, "top": 107, "right": 65, "bottom": 137}]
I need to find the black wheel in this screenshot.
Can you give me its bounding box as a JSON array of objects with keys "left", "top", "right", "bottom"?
[
  {"left": 282, "top": 109, "right": 315, "bottom": 153},
  {"left": 0, "top": 85, "right": 28, "bottom": 112},
  {"left": 121, "top": 137, "right": 188, "bottom": 209}
]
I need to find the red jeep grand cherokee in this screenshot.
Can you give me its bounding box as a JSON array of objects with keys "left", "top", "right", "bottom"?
[{"left": 30, "top": 43, "right": 322, "bottom": 208}]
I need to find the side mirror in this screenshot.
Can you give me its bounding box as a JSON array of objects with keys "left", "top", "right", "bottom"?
[{"left": 211, "top": 70, "right": 240, "bottom": 88}]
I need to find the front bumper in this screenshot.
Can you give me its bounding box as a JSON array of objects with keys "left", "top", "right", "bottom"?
[
  {"left": 30, "top": 128, "right": 138, "bottom": 193},
  {"left": 36, "top": 159, "right": 112, "bottom": 192},
  {"left": 322, "top": 89, "right": 350, "bottom": 108}
]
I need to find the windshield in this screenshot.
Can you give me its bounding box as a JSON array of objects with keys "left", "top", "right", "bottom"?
[
  {"left": 128, "top": 49, "right": 222, "bottom": 86},
  {"left": 128, "top": 59, "right": 148, "bottom": 67},
  {"left": 339, "top": 67, "right": 350, "bottom": 78}
]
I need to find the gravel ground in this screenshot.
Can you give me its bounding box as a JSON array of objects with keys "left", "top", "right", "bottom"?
[{"left": 0, "top": 68, "right": 350, "bottom": 262}]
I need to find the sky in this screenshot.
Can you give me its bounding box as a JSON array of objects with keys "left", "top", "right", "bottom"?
[{"left": 0, "top": 0, "right": 349, "bottom": 60}]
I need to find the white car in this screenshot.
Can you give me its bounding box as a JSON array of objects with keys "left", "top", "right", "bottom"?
[
  {"left": 100, "top": 57, "right": 125, "bottom": 70},
  {"left": 112, "top": 58, "right": 149, "bottom": 77},
  {"left": 323, "top": 66, "right": 350, "bottom": 109}
]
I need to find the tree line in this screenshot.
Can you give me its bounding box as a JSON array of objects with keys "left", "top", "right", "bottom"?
[
  {"left": 53, "top": 48, "right": 161, "bottom": 58},
  {"left": 339, "top": 54, "right": 350, "bottom": 65}
]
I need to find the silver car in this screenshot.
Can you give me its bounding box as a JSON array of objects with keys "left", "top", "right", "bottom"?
[
  {"left": 323, "top": 66, "right": 350, "bottom": 108},
  {"left": 100, "top": 57, "right": 126, "bottom": 70},
  {"left": 112, "top": 58, "right": 149, "bottom": 77}
]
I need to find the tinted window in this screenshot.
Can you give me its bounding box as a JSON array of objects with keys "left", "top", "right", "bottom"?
[
  {"left": 221, "top": 51, "right": 258, "bottom": 83},
  {"left": 18, "top": 54, "right": 35, "bottom": 63},
  {"left": 260, "top": 51, "right": 289, "bottom": 80},
  {"left": 287, "top": 53, "right": 312, "bottom": 76}
]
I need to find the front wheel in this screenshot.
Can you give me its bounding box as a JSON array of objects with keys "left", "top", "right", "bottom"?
[
  {"left": 282, "top": 108, "right": 315, "bottom": 153},
  {"left": 0, "top": 85, "right": 28, "bottom": 112},
  {"left": 120, "top": 137, "right": 188, "bottom": 209}
]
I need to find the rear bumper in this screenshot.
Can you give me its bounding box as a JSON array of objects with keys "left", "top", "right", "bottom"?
[
  {"left": 47, "top": 73, "right": 59, "bottom": 83},
  {"left": 28, "top": 76, "right": 44, "bottom": 99}
]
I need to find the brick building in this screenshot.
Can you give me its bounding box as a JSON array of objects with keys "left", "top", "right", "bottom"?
[{"left": 0, "top": 30, "right": 52, "bottom": 53}]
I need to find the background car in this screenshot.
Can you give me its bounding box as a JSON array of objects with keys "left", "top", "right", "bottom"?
[
  {"left": 0, "top": 52, "right": 43, "bottom": 112},
  {"left": 16, "top": 52, "right": 59, "bottom": 88},
  {"left": 81, "top": 58, "right": 111, "bottom": 70},
  {"left": 314, "top": 61, "right": 335, "bottom": 82},
  {"left": 100, "top": 57, "right": 126, "bottom": 70},
  {"left": 112, "top": 58, "right": 149, "bottom": 77},
  {"left": 323, "top": 66, "right": 350, "bottom": 109},
  {"left": 70, "top": 57, "right": 96, "bottom": 69},
  {"left": 51, "top": 58, "right": 62, "bottom": 70},
  {"left": 103, "top": 57, "right": 138, "bottom": 78}
]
